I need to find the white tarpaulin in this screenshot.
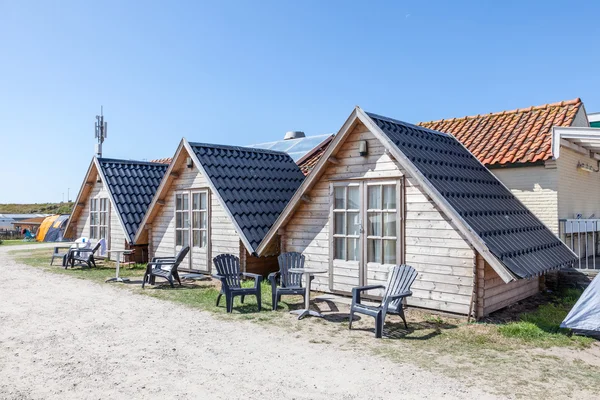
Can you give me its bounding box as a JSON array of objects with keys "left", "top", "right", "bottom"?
[{"left": 560, "top": 275, "right": 600, "bottom": 337}]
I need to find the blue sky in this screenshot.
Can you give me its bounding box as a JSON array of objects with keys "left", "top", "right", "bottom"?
[{"left": 1, "top": 1, "right": 599, "bottom": 203}]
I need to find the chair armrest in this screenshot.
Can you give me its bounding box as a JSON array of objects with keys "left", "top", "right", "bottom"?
[
  {"left": 241, "top": 272, "right": 261, "bottom": 280},
  {"left": 151, "top": 256, "right": 176, "bottom": 262},
  {"left": 353, "top": 284, "right": 385, "bottom": 294},
  {"left": 351, "top": 284, "right": 385, "bottom": 305},
  {"left": 212, "top": 274, "right": 225, "bottom": 281},
  {"left": 388, "top": 290, "right": 412, "bottom": 301},
  {"left": 267, "top": 271, "right": 279, "bottom": 285}
]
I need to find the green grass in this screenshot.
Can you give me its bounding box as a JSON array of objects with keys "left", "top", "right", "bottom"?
[
  {"left": 498, "top": 288, "right": 593, "bottom": 347},
  {"left": 9, "top": 247, "right": 302, "bottom": 321},
  {"left": 0, "top": 239, "right": 47, "bottom": 246},
  {"left": 0, "top": 202, "right": 73, "bottom": 214}
]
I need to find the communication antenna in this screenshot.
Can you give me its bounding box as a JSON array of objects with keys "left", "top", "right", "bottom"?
[{"left": 95, "top": 106, "right": 108, "bottom": 157}]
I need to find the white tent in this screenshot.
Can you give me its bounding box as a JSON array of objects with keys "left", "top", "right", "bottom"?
[{"left": 561, "top": 276, "right": 600, "bottom": 338}]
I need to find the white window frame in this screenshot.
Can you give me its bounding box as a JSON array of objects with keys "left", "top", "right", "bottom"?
[
  {"left": 191, "top": 191, "right": 208, "bottom": 249},
  {"left": 366, "top": 182, "right": 399, "bottom": 265},
  {"left": 332, "top": 183, "right": 361, "bottom": 262},
  {"left": 175, "top": 192, "right": 190, "bottom": 247}
]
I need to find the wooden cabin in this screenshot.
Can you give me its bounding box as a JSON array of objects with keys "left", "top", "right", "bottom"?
[
  {"left": 64, "top": 158, "right": 168, "bottom": 262},
  {"left": 257, "top": 107, "right": 577, "bottom": 318},
  {"left": 134, "top": 140, "right": 305, "bottom": 276}
]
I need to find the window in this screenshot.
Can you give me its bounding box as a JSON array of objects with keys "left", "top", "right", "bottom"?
[
  {"left": 333, "top": 184, "right": 360, "bottom": 261},
  {"left": 90, "top": 198, "right": 109, "bottom": 240},
  {"left": 175, "top": 193, "right": 190, "bottom": 246},
  {"left": 192, "top": 192, "right": 208, "bottom": 248},
  {"left": 367, "top": 183, "right": 397, "bottom": 264},
  {"left": 90, "top": 199, "right": 98, "bottom": 239}
]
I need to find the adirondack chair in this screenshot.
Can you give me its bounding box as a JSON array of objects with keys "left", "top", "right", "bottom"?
[
  {"left": 268, "top": 252, "right": 313, "bottom": 310},
  {"left": 142, "top": 246, "right": 190, "bottom": 288},
  {"left": 349, "top": 265, "right": 417, "bottom": 338},
  {"left": 69, "top": 241, "right": 102, "bottom": 269},
  {"left": 213, "top": 254, "right": 262, "bottom": 313}
]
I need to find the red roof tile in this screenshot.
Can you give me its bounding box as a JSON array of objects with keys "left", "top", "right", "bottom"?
[
  {"left": 418, "top": 98, "right": 583, "bottom": 166},
  {"left": 297, "top": 135, "right": 334, "bottom": 176}
]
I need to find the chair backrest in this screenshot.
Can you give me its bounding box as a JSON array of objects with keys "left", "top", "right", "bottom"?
[
  {"left": 90, "top": 241, "right": 102, "bottom": 255},
  {"left": 277, "top": 252, "right": 305, "bottom": 288},
  {"left": 213, "top": 254, "right": 242, "bottom": 289},
  {"left": 383, "top": 265, "right": 418, "bottom": 312},
  {"left": 171, "top": 246, "right": 190, "bottom": 272}
]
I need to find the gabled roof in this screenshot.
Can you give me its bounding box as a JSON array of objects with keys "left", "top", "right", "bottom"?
[
  {"left": 64, "top": 158, "right": 167, "bottom": 243},
  {"left": 259, "top": 107, "right": 577, "bottom": 282},
  {"left": 419, "top": 98, "right": 583, "bottom": 166},
  {"left": 96, "top": 158, "right": 168, "bottom": 242},
  {"left": 137, "top": 139, "right": 305, "bottom": 254}
]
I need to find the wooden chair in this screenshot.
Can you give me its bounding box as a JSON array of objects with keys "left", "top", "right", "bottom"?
[
  {"left": 69, "top": 242, "right": 102, "bottom": 269},
  {"left": 268, "top": 252, "right": 313, "bottom": 310},
  {"left": 213, "top": 254, "right": 262, "bottom": 313},
  {"left": 142, "top": 246, "right": 189, "bottom": 288},
  {"left": 349, "top": 265, "right": 417, "bottom": 338}
]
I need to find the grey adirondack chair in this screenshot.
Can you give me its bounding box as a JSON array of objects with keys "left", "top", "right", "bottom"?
[
  {"left": 349, "top": 264, "right": 417, "bottom": 338},
  {"left": 268, "top": 252, "right": 313, "bottom": 310},
  {"left": 213, "top": 254, "right": 262, "bottom": 313},
  {"left": 142, "top": 246, "right": 189, "bottom": 288},
  {"left": 69, "top": 242, "right": 102, "bottom": 269}
]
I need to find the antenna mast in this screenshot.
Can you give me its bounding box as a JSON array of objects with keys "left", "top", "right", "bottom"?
[{"left": 95, "top": 106, "right": 108, "bottom": 157}]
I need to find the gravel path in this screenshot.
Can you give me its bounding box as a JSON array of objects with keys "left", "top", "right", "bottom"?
[{"left": 0, "top": 244, "right": 502, "bottom": 399}]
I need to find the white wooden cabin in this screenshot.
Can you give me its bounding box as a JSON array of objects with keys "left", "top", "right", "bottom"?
[
  {"left": 64, "top": 158, "right": 167, "bottom": 262},
  {"left": 258, "top": 107, "right": 577, "bottom": 317},
  {"left": 135, "top": 139, "right": 305, "bottom": 275}
]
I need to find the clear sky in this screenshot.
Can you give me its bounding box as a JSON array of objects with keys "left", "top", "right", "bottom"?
[{"left": 1, "top": 1, "right": 599, "bottom": 203}]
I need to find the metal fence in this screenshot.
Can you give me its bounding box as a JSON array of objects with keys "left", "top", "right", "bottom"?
[
  {"left": 558, "top": 219, "right": 600, "bottom": 270},
  {"left": 0, "top": 229, "right": 23, "bottom": 240}
]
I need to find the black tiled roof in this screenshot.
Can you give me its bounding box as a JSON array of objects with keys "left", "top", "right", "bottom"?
[
  {"left": 97, "top": 158, "right": 168, "bottom": 243},
  {"left": 189, "top": 143, "right": 305, "bottom": 252},
  {"left": 367, "top": 112, "right": 577, "bottom": 279}
]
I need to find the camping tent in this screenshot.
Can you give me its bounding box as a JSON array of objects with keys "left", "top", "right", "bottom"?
[
  {"left": 560, "top": 276, "right": 600, "bottom": 338},
  {"left": 36, "top": 215, "right": 69, "bottom": 242}
]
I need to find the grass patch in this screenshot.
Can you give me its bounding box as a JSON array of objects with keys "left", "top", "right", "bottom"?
[
  {"left": 498, "top": 289, "right": 593, "bottom": 348},
  {"left": 1, "top": 240, "right": 47, "bottom": 246},
  {"left": 9, "top": 247, "right": 303, "bottom": 319}
]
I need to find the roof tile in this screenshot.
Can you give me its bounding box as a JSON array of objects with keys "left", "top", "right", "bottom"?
[{"left": 418, "top": 99, "right": 582, "bottom": 166}]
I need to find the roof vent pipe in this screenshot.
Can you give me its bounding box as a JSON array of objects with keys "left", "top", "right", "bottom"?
[{"left": 284, "top": 131, "right": 305, "bottom": 140}]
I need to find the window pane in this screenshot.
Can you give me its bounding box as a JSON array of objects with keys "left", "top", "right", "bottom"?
[
  {"left": 347, "top": 212, "right": 360, "bottom": 236},
  {"left": 334, "top": 212, "right": 346, "bottom": 235},
  {"left": 99, "top": 212, "right": 105, "bottom": 225},
  {"left": 182, "top": 212, "right": 189, "bottom": 228},
  {"left": 100, "top": 227, "right": 106, "bottom": 239},
  {"left": 192, "top": 193, "right": 200, "bottom": 210},
  {"left": 383, "top": 212, "right": 397, "bottom": 237},
  {"left": 200, "top": 211, "right": 207, "bottom": 229},
  {"left": 192, "top": 211, "right": 200, "bottom": 229},
  {"left": 348, "top": 238, "right": 359, "bottom": 261},
  {"left": 176, "top": 230, "right": 182, "bottom": 246},
  {"left": 201, "top": 231, "right": 207, "bottom": 248},
  {"left": 383, "top": 185, "right": 396, "bottom": 210},
  {"left": 368, "top": 212, "right": 381, "bottom": 236},
  {"left": 182, "top": 194, "right": 189, "bottom": 211},
  {"left": 176, "top": 195, "right": 182, "bottom": 211},
  {"left": 193, "top": 230, "right": 200, "bottom": 247},
  {"left": 176, "top": 212, "right": 183, "bottom": 229},
  {"left": 368, "top": 239, "right": 381, "bottom": 263},
  {"left": 200, "top": 193, "right": 207, "bottom": 210},
  {"left": 384, "top": 240, "right": 396, "bottom": 264},
  {"left": 334, "top": 237, "right": 346, "bottom": 260},
  {"left": 348, "top": 186, "right": 359, "bottom": 209},
  {"left": 182, "top": 230, "right": 189, "bottom": 246},
  {"left": 334, "top": 187, "right": 345, "bottom": 210},
  {"left": 368, "top": 186, "right": 381, "bottom": 210}
]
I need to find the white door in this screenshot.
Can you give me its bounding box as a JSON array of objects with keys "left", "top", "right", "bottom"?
[
  {"left": 331, "top": 183, "right": 362, "bottom": 293},
  {"left": 175, "top": 192, "right": 192, "bottom": 269},
  {"left": 330, "top": 180, "right": 402, "bottom": 295},
  {"left": 190, "top": 190, "right": 209, "bottom": 273}
]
